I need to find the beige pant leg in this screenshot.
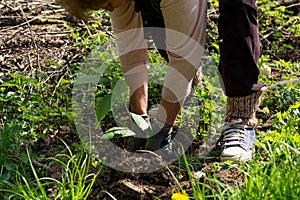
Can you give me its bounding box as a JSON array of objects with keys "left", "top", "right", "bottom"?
[
  {"left": 109, "top": 1, "right": 148, "bottom": 96},
  {"left": 160, "top": 0, "right": 207, "bottom": 103}
]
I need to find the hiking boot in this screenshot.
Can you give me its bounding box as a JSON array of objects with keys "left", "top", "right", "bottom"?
[
  {"left": 126, "top": 111, "right": 173, "bottom": 158},
  {"left": 220, "top": 120, "right": 256, "bottom": 162},
  {"left": 145, "top": 120, "right": 173, "bottom": 156}
]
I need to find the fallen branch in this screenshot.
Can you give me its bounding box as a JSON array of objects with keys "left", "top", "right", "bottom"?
[
  {"left": 286, "top": 3, "right": 300, "bottom": 9},
  {"left": 31, "top": 158, "right": 49, "bottom": 169},
  {"left": 267, "top": 77, "right": 300, "bottom": 90},
  {"left": 273, "top": 0, "right": 300, "bottom": 6},
  {"left": 0, "top": 16, "right": 66, "bottom": 28}
]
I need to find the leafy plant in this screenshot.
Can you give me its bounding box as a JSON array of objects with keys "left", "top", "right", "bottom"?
[{"left": 235, "top": 101, "right": 300, "bottom": 199}]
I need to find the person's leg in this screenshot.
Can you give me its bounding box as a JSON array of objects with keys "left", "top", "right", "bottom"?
[
  {"left": 109, "top": 1, "right": 152, "bottom": 151},
  {"left": 109, "top": 1, "right": 148, "bottom": 116},
  {"left": 144, "top": 0, "right": 207, "bottom": 152},
  {"left": 140, "top": 1, "right": 205, "bottom": 91},
  {"left": 157, "top": 0, "right": 207, "bottom": 126},
  {"left": 218, "top": 0, "right": 264, "bottom": 97},
  {"left": 218, "top": 0, "right": 266, "bottom": 162}
]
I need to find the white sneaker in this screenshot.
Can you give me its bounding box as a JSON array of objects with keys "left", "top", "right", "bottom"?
[{"left": 220, "top": 121, "right": 256, "bottom": 162}]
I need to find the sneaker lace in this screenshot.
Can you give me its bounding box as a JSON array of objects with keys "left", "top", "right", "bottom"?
[{"left": 221, "top": 119, "right": 253, "bottom": 151}]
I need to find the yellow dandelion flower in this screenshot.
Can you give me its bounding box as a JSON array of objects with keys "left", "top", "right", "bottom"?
[{"left": 171, "top": 192, "right": 189, "bottom": 200}]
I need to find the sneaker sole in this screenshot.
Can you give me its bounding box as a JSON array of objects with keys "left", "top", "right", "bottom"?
[{"left": 220, "top": 150, "right": 253, "bottom": 163}]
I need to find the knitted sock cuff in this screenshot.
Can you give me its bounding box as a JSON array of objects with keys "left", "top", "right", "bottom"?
[{"left": 225, "top": 88, "right": 266, "bottom": 127}]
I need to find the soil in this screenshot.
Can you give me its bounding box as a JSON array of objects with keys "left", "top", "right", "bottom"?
[{"left": 1, "top": 1, "right": 297, "bottom": 200}]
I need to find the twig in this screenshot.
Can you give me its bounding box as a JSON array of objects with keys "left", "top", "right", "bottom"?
[
  {"left": 31, "top": 158, "right": 49, "bottom": 169},
  {"left": 0, "top": 16, "right": 66, "bottom": 29},
  {"left": 267, "top": 77, "right": 300, "bottom": 90},
  {"left": 0, "top": 1, "right": 14, "bottom": 10},
  {"left": 136, "top": 150, "right": 162, "bottom": 158},
  {"left": 50, "top": 67, "right": 68, "bottom": 105},
  {"left": 0, "top": 16, "right": 40, "bottom": 32},
  {"left": 286, "top": 3, "right": 300, "bottom": 9},
  {"left": 261, "top": 31, "right": 275, "bottom": 40},
  {"left": 20, "top": 6, "right": 41, "bottom": 76},
  {"left": 273, "top": 0, "right": 300, "bottom": 6},
  {"left": 81, "top": 20, "right": 92, "bottom": 37}
]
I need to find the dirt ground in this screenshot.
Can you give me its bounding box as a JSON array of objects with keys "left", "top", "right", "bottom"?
[{"left": 0, "top": 1, "right": 282, "bottom": 199}]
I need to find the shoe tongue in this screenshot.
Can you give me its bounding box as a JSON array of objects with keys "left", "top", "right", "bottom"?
[
  {"left": 228, "top": 119, "right": 251, "bottom": 128},
  {"left": 230, "top": 118, "right": 243, "bottom": 124}
]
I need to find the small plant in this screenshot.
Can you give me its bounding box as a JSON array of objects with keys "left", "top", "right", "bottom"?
[
  {"left": 0, "top": 140, "right": 101, "bottom": 199},
  {"left": 47, "top": 140, "right": 102, "bottom": 199}
]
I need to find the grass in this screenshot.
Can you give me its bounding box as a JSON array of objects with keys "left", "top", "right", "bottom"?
[
  {"left": 0, "top": 0, "right": 299, "bottom": 199},
  {"left": 181, "top": 101, "right": 300, "bottom": 199},
  {"left": 0, "top": 140, "right": 101, "bottom": 199}
]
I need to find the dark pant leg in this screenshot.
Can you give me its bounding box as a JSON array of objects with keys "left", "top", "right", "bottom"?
[
  {"left": 218, "top": 0, "right": 264, "bottom": 97},
  {"left": 142, "top": 12, "right": 169, "bottom": 62}
]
